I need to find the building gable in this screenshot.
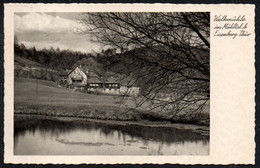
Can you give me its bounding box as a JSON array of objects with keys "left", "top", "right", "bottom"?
[{"left": 68, "top": 66, "right": 88, "bottom": 85}]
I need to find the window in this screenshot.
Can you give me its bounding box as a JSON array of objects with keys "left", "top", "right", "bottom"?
[{"left": 72, "top": 79, "right": 82, "bottom": 83}]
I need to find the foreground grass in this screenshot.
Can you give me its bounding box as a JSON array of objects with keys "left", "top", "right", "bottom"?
[{"left": 14, "top": 77, "right": 209, "bottom": 125}]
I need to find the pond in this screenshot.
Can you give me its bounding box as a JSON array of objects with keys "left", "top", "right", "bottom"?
[{"left": 14, "top": 115, "right": 209, "bottom": 155}]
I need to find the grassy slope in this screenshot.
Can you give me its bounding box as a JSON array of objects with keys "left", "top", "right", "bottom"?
[
  {"left": 14, "top": 55, "right": 41, "bottom": 67},
  {"left": 14, "top": 77, "right": 145, "bottom": 120},
  {"left": 14, "top": 77, "right": 209, "bottom": 125}
]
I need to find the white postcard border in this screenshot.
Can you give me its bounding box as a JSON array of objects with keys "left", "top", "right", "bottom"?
[{"left": 4, "top": 3, "right": 255, "bottom": 164}]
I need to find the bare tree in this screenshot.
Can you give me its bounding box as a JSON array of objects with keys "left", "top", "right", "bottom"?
[{"left": 80, "top": 12, "right": 210, "bottom": 119}]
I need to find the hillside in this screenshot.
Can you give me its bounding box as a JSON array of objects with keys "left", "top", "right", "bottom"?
[
  {"left": 14, "top": 55, "right": 42, "bottom": 67},
  {"left": 14, "top": 43, "right": 91, "bottom": 70},
  {"left": 14, "top": 55, "right": 59, "bottom": 81},
  {"left": 14, "top": 43, "right": 146, "bottom": 79}
]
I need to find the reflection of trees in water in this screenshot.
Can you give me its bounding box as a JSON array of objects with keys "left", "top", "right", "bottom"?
[
  {"left": 148, "top": 143, "right": 163, "bottom": 155},
  {"left": 14, "top": 116, "right": 101, "bottom": 138},
  {"left": 99, "top": 126, "right": 115, "bottom": 138},
  {"left": 14, "top": 115, "right": 208, "bottom": 144},
  {"left": 114, "top": 125, "right": 208, "bottom": 145}
]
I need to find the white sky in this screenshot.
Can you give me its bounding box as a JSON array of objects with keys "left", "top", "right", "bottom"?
[{"left": 14, "top": 12, "right": 104, "bottom": 54}]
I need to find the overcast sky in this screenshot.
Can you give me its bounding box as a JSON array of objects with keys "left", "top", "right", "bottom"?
[{"left": 14, "top": 12, "right": 104, "bottom": 54}]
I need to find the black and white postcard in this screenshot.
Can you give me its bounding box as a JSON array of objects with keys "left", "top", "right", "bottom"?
[{"left": 3, "top": 3, "right": 255, "bottom": 164}]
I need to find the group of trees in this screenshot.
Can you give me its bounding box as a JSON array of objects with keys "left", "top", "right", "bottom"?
[
  {"left": 81, "top": 12, "right": 210, "bottom": 118},
  {"left": 14, "top": 39, "right": 94, "bottom": 71}
]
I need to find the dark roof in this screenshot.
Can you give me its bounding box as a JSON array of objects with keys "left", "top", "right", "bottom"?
[
  {"left": 88, "top": 71, "right": 99, "bottom": 78},
  {"left": 88, "top": 76, "right": 103, "bottom": 83},
  {"left": 105, "top": 77, "right": 119, "bottom": 83}
]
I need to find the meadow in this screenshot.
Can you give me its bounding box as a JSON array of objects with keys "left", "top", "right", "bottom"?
[{"left": 14, "top": 77, "right": 209, "bottom": 125}]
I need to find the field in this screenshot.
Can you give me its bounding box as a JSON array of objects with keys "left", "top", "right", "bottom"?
[{"left": 14, "top": 77, "right": 209, "bottom": 125}]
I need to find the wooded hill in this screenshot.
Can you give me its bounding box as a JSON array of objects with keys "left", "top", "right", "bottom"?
[
  {"left": 14, "top": 43, "right": 139, "bottom": 78},
  {"left": 14, "top": 43, "right": 93, "bottom": 71},
  {"left": 14, "top": 43, "right": 209, "bottom": 90}
]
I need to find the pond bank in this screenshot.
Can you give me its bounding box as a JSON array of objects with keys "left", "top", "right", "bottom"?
[
  {"left": 14, "top": 113, "right": 209, "bottom": 136},
  {"left": 14, "top": 105, "right": 209, "bottom": 125}
]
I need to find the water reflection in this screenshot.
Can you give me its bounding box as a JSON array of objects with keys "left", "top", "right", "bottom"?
[{"left": 14, "top": 115, "right": 209, "bottom": 155}]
